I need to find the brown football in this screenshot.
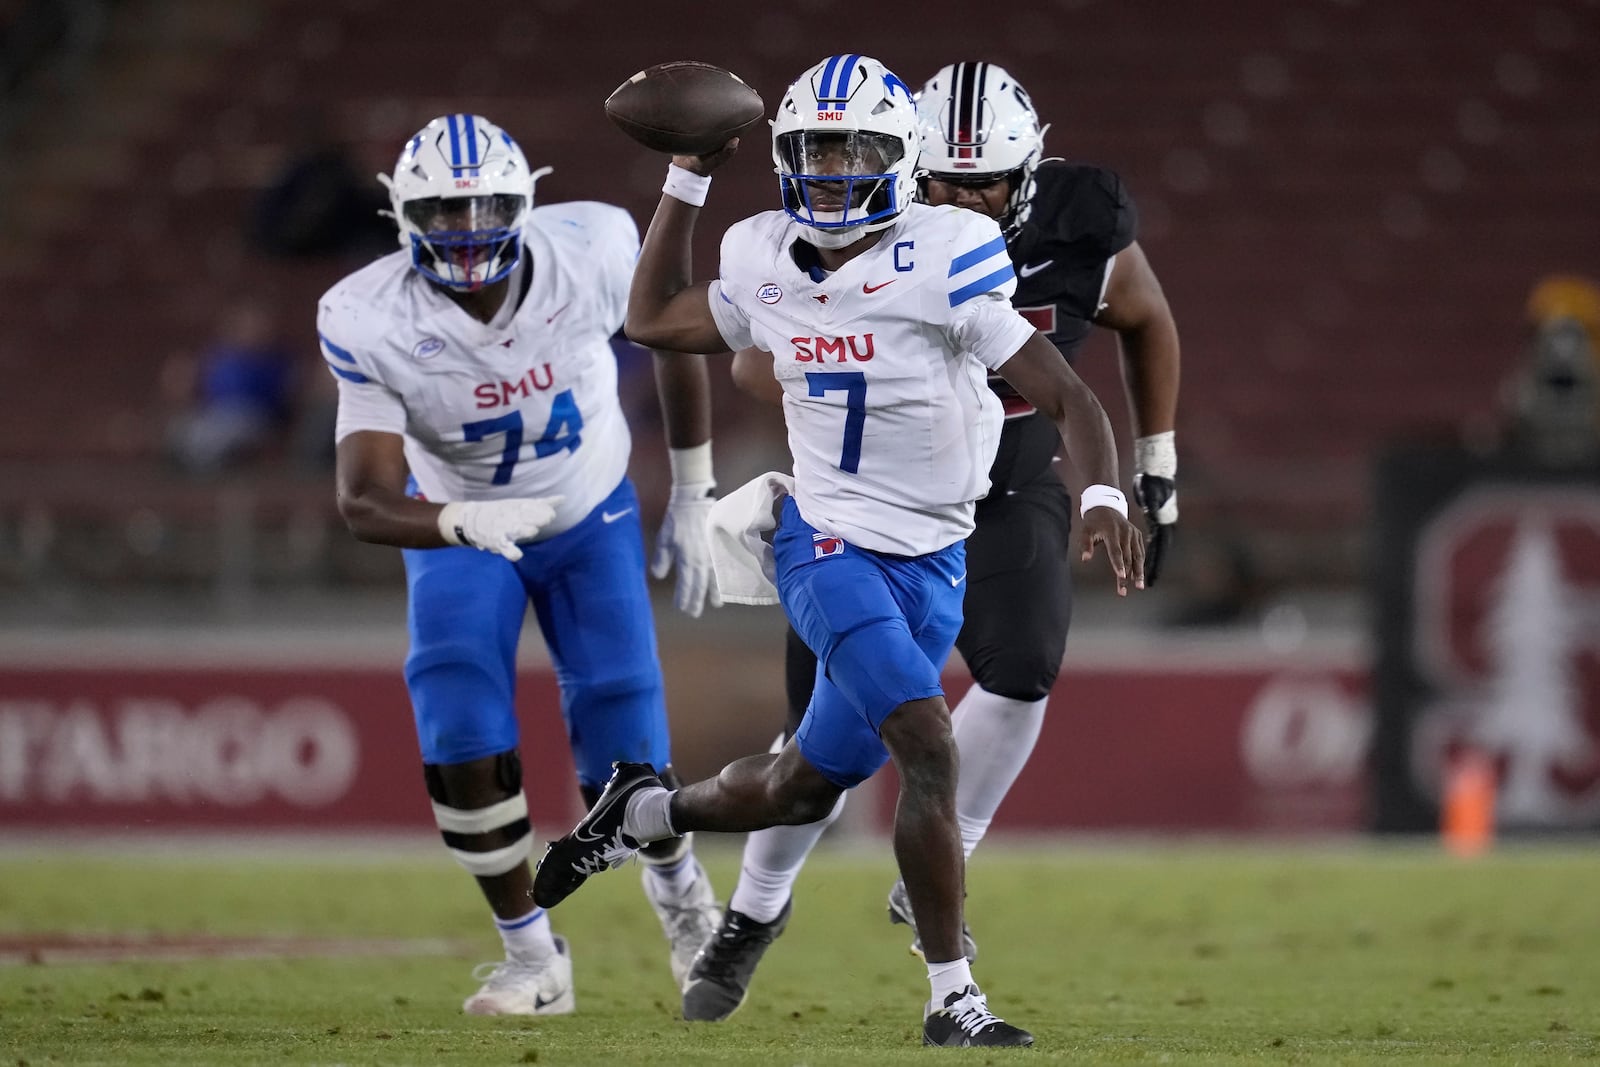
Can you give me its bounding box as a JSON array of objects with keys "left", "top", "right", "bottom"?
[{"left": 604, "top": 61, "right": 765, "bottom": 155}]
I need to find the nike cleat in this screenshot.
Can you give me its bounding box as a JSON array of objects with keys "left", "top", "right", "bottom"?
[
  {"left": 922, "top": 985, "right": 1033, "bottom": 1047},
  {"left": 680, "top": 899, "right": 791, "bottom": 1022},
  {"left": 462, "top": 935, "right": 575, "bottom": 1016},
  {"left": 533, "top": 761, "right": 664, "bottom": 909}
]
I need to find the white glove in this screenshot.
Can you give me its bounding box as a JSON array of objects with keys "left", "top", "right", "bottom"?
[
  {"left": 437, "top": 497, "right": 563, "bottom": 562},
  {"left": 652, "top": 481, "right": 722, "bottom": 617}
]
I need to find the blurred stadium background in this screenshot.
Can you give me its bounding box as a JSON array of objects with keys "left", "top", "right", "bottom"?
[{"left": 1, "top": 0, "right": 1597, "bottom": 849}]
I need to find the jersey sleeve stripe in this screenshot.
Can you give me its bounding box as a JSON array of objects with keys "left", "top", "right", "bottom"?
[
  {"left": 947, "top": 234, "right": 1007, "bottom": 276},
  {"left": 324, "top": 359, "right": 370, "bottom": 384},
  {"left": 948, "top": 264, "right": 1016, "bottom": 307},
  {"left": 319, "top": 332, "right": 358, "bottom": 364}
]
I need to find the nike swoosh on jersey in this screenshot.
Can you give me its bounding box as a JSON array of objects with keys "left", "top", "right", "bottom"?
[
  {"left": 1018, "top": 260, "right": 1054, "bottom": 278},
  {"left": 602, "top": 508, "right": 634, "bottom": 523},
  {"left": 546, "top": 302, "right": 572, "bottom": 324},
  {"left": 950, "top": 572, "right": 966, "bottom": 587},
  {"left": 862, "top": 280, "right": 896, "bottom": 294}
]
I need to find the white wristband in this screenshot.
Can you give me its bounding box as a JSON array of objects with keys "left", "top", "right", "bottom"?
[
  {"left": 663, "top": 164, "right": 711, "bottom": 207},
  {"left": 437, "top": 502, "right": 469, "bottom": 546},
  {"left": 667, "top": 441, "right": 714, "bottom": 485},
  {"left": 1134, "top": 431, "right": 1177, "bottom": 478},
  {"left": 1079, "top": 484, "right": 1129, "bottom": 519}
]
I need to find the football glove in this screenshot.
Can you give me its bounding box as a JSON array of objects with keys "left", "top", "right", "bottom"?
[
  {"left": 437, "top": 497, "right": 563, "bottom": 562},
  {"left": 651, "top": 480, "right": 722, "bottom": 617},
  {"left": 1133, "top": 431, "right": 1178, "bottom": 586}
]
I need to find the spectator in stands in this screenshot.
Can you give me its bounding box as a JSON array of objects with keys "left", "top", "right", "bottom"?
[
  {"left": 1496, "top": 274, "right": 1600, "bottom": 467},
  {"left": 162, "top": 298, "right": 295, "bottom": 475},
  {"left": 250, "top": 109, "right": 392, "bottom": 261}
]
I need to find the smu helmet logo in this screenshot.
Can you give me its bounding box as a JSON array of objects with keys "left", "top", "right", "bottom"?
[
  {"left": 812, "top": 533, "right": 845, "bottom": 560},
  {"left": 1412, "top": 487, "right": 1600, "bottom": 826}
]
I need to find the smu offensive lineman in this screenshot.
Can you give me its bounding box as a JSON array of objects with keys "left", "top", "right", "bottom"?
[
  {"left": 531, "top": 57, "right": 1143, "bottom": 1047},
  {"left": 704, "top": 60, "right": 1183, "bottom": 994},
  {"left": 319, "top": 115, "right": 720, "bottom": 1015}
]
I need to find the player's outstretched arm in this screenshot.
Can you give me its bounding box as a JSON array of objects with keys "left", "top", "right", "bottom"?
[
  {"left": 625, "top": 141, "right": 741, "bottom": 355},
  {"left": 996, "top": 333, "right": 1146, "bottom": 595},
  {"left": 1097, "top": 241, "right": 1179, "bottom": 440},
  {"left": 1095, "top": 240, "right": 1180, "bottom": 583},
  {"left": 335, "top": 431, "right": 559, "bottom": 562}
]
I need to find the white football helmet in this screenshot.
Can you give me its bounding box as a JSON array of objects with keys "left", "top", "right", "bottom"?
[
  {"left": 378, "top": 114, "right": 550, "bottom": 290},
  {"left": 915, "top": 62, "right": 1049, "bottom": 236},
  {"left": 771, "top": 54, "right": 921, "bottom": 249}
]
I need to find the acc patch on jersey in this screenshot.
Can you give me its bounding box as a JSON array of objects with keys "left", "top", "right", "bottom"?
[{"left": 812, "top": 533, "right": 845, "bottom": 559}]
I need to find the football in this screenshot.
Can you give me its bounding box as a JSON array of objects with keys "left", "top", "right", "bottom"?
[{"left": 604, "top": 61, "right": 765, "bottom": 155}]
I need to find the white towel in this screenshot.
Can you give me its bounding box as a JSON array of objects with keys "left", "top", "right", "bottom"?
[{"left": 708, "top": 471, "right": 795, "bottom": 605}]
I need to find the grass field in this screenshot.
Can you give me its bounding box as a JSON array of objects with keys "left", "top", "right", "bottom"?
[{"left": 1, "top": 838, "right": 1598, "bottom": 1065}]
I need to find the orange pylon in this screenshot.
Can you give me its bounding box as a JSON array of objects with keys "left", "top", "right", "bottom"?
[{"left": 1441, "top": 749, "right": 1497, "bottom": 857}]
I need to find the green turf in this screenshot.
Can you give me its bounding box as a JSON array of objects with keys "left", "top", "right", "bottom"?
[{"left": 1, "top": 841, "right": 1598, "bottom": 1065}]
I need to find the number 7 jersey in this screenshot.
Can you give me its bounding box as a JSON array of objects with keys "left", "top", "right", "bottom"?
[
  {"left": 316, "top": 201, "right": 637, "bottom": 537},
  {"left": 710, "top": 202, "right": 1037, "bottom": 556}
]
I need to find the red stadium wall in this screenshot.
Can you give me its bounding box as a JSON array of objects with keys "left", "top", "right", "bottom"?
[
  {"left": 894, "top": 669, "right": 1369, "bottom": 834},
  {"left": 0, "top": 658, "right": 1368, "bottom": 834}
]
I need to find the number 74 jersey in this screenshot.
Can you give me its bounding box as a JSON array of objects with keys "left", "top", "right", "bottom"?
[
  {"left": 710, "top": 202, "right": 1037, "bottom": 556},
  {"left": 315, "top": 202, "right": 637, "bottom": 536}
]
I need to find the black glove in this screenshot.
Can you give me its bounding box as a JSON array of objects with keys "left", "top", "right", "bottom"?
[{"left": 1133, "top": 473, "right": 1177, "bottom": 586}]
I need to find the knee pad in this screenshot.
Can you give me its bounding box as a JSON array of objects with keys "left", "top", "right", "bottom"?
[{"left": 424, "top": 750, "right": 532, "bottom": 878}]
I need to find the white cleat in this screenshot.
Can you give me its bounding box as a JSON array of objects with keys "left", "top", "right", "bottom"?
[
  {"left": 643, "top": 858, "right": 723, "bottom": 988},
  {"left": 462, "top": 934, "right": 575, "bottom": 1016}
]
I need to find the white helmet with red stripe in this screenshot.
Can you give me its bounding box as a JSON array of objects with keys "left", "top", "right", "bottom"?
[
  {"left": 915, "top": 63, "right": 1048, "bottom": 236},
  {"left": 378, "top": 114, "right": 549, "bottom": 290}
]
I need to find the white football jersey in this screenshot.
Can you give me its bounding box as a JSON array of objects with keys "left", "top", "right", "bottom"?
[
  {"left": 317, "top": 201, "right": 639, "bottom": 538},
  {"left": 710, "top": 203, "right": 1037, "bottom": 555}
]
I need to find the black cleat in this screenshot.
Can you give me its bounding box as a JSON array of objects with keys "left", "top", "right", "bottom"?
[
  {"left": 532, "top": 761, "right": 664, "bottom": 909},
  {"left": 680, "top": 898, "right": 792, "bottom": 1022},
  {"left": 922, "top": 985, "right": 1033, "bottom": 1047},
  {"left": 887, "top": 878, "right": 978, "bottom": 963}
]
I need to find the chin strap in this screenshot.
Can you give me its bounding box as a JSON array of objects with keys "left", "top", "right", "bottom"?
[{"left": 797, "top": 223, "right": 869, "bottom": 250}]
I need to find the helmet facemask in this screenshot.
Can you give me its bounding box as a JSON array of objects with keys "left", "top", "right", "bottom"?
[
  {"left": 918, "top": 162, "right": 1037, "bottom": 236},
  {"left": 777, "top": 130, "right": 905, "bottom": 246},
  {"left": 401, "top": 192, "right": 527, "bottom": 290}
]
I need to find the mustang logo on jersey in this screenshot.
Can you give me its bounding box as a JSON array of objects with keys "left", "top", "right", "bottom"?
[
  {"left": 474, "top": 363, "right": 556, "bottom": 408},
  {"left": 812, "top": 533, "right": 846, "bottom": 559},
  {"left": 792, "top": 334, "right": 876, "bottom": 363}
]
